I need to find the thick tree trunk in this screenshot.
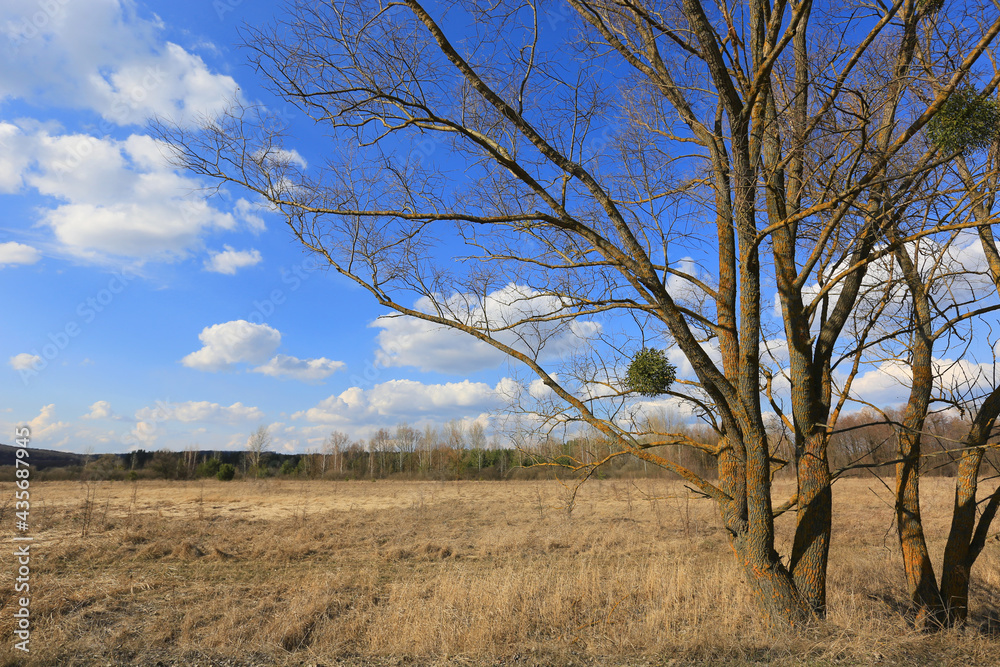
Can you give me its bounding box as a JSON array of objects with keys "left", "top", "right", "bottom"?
[
  {"left": 940, "top": 448, "right": 982, "bottom": 625},
  {"left": 895, "top": 450, "right": 944, "bottom": 627},
  {"left": 790, "top": 431, "right": 831, "bottom": 614},
  {"left": 719, "top": 430, "right": 813, "bottom": 627},
  {"left": 727, "top": 518, "right": 813, "bottom": 627}
]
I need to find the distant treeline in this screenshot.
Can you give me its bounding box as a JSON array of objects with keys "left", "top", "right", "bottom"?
[
  {"left": 0, "top": 442, "right": 672, "bottom": 482},
  {"left": 0, "top": 408, "right": 993, "bottom": 483}
]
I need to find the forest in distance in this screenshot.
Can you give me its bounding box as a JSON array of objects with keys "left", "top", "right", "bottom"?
[{"left": 5, "top": 407, "right": 997, "bottom": 483}]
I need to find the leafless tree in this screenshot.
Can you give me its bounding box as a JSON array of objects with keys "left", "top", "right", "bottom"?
[
  {"left": 371, "top": 428, "right": 392, "bottom": 477},
  {"left": 396, "top": 422, "right": 418, "bottom": 473},
  {"left": 876, "top": 111, "right": 1000, "bottom": 625},
  {"left": 324, "top": 430, "right": 351, "bottom": 476},
  {"left": 469, "top": 421, "right": 487, "bottom": 470},
  {"left": 419, "top": 423, "right": 438, "bottom": 472},
  {"left": 246, "top": 425, "right": 271, "bottom": 478},
  {"left": 160, "top": 0, "right": 1000, "bottom": 626}
]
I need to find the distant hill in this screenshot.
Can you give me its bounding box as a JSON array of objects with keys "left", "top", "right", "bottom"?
[{"left": 0, "top": 443, "right": 89, "bottom": 469}]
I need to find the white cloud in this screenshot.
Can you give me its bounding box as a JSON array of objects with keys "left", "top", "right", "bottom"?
[
  {"left": 254, "top": 147, "right": 308, "bottom": 171},
  {"left": 0, "top": 122, "right": 32, "bottom": 192},
  {"left": 120, "top": 400, "right": 263, "bottom": 450},
  {"left": 127, "top": 420, "right": 158, "bottom": 448},
  {"left": 26, "top": 404, "right": 70, "bottom": 444},
  {"left": 204, "top": 245, "right": 262, "bottom": 274},
  {"left": 9, "top": 353, "right": 41, "bottom": 371},
  {"left": 252, "top": 354, "right": 345, "bottom": 382},
  {"left": 181, "top": 321, "right": 342, "bottom": 382},
  {"left": 664, "top": 257, "right": 710, "bottom": 304},
  {"left": 24, "top": 131, "right": 236, "bottom": 263},
  {"left": 628, "top": 395, "right": 702, "bottom": 423},
  {"left": 81, "top": 400, "right": 115, "bottom": 420},
  {"left": 234, "top": 198, "right": 267, "bottom": 233},
  {"left": 0, "top": 0, "right": 238, "bottom": 126},
  {"left": 0, "top": 0, "right": 252, "bottom": 268},
  {"left": 134, "top": 400, "right": 264, "bottom": 424},
  {"left": 528, "top": 376, "right": 556, "bottom": 399},
  {"left": 373, "top": 284, "right": 602, "bottom": 374},
  {"left": 761, "top": 338, "right": 790, "bottom": 366},
  {"left": 182, "top": 320, "right": 281, "bottom": 372},
  {"left": 666, "top": 339, "right": 722, "bottom": 379},
  {"left": 292, "top": 379, "right": 505, "bottom": 435},
  {"left": 839, "top": 356, "right": 1000, "bottom": 409},
  {"left": 374, "top": 315, "right": 502, "bottom": 374},
  {"left": 0, "top": 242, "right": 41, "bottom": 266}
]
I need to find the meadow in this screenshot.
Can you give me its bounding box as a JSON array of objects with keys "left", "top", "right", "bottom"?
[{"left": 0, "top": 477, "right": 998, "bottom": 666}]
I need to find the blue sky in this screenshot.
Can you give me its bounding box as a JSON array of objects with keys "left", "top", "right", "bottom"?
[
  {"left": 0, "top": 0, "right": 524, "bottom": 453},
  {"left": 3, "top": 0, "right": 994, "bottom": 455}
]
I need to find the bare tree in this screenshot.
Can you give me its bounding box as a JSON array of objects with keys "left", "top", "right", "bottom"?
[
  {"left": 324, "top": 430, "right": 351, "bottom": 476},
  {"left": 469, "top": 421, "right": 487, "bottom": 471},
  {"left": 396, "top": 422, "right": 418, "bottom": 474},
  {"left": 874, "top": 98, "right": 1000, "bottom": 625},
  {"left": 371, "top": 428, "right": 392, "bottom": 477},
  {"left": 445, "top": 420, "right": 465, "bottom": 452},
  {"left": 161, "top": 0, "right": 1000, "bottom": 626},
  {"left": 246, "top": 425, "right": 271, "bottom": 478},
  {"left": 420, "top": 423, "right": 437, "bottom": 472}
]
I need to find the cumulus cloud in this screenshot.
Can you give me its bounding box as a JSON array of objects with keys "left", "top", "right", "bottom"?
[
  {"left": 665, "top": 339, "right": 722, "bottom": 379},
  {"left": 374, "top": 316, "right": 502, "bottom": 374},
  {"left": 0, "top": 0, "right": 238, "bottom": 126},
  {"left": 81, "top": 400, "right": 115, "bottom": 420},
  {"left": 0, "top": 0, "right": 251, "bottom": 267},
  {"left": 528, "top": 377, "right": 556, "bottom": 400},
  {"left": 0, "top": 242, "right": 41, "bottom": 266},
  {"left": 234, "top": 198, "right": 267, "bottom": 233},
  {"left": 182, "top": 321, "right": 345, "bottom": 381},
  {"left": 292, "top": 379, "right": 505, "bottom": 432},
  {"left": 204, "top": 246, "right": 262, "bottom": 274},
  {"left": 373, "top": 284, "right": 602, "bottom": 374},
  {"left": 9, "top": 353, "right": 41, "bottom": 371},
  {"left": 120, "top": 400, "right": 263, "bottom": 450},
  {"left": 21, "top": 131, "right": 237, "bottom": 263},
  {"left": 0, "top": 122, "right": 32, "bottom": 192},
  {"left": 182, "top": 320, "right": 281, "bottom": 371},
  {"left": 26, "top": 404, "right": 69, "bottom": 444},
  {"left": 126, "top": 420, "right": 159, "bottom": 448},
  {"left": 0, "top": 123, "right": 242, "bottom": 264},
  {"left": 134, "top": 400, "right": 263, "bottom": 423},
  {"left": 252, "top": 354, "right": 345, "bottom": 382}
]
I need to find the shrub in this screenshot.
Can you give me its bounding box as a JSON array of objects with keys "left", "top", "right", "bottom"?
[
  {"left": 217, "top": 463, "right": 236, "bottom": 481},
  {"left": 197, "top": 458, "right": 222, "bottom": 478}
]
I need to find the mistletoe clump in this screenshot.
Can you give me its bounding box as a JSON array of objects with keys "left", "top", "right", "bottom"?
[
  {"left": 625, "top": 347, "right": 677, "bottom": 396},
  {"left": 927, "top": 86, "right": 1000, "bottom": 154},
  {"left": 917, "top": 0, "right": 945, "bottom": 15}
]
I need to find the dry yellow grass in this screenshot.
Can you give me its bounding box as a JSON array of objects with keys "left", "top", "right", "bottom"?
[{"left": 0, "top": 477, "right": 997, "bottom": 666}]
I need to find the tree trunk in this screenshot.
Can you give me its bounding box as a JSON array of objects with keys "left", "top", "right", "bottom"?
[
  {"left": 895, "top": 451, "right": 944, "bottom": 627},
  {"left": 790, "top": 431, "right": 831, "bottom": 615},
  {"left": 892, "top": 237, "right": 945, "bottom": 628},
  {"left": 940, "top": 447, "right": 983, "bottom": 625},
  {"left": 726, "top": 511, "right": 813, "bottom": 627},
  {"left": 940, "top": 385, "right": 1000, "bottom": 625}
]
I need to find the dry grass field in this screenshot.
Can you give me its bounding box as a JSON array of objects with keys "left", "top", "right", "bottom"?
[{"left": 0, "top": 477, "right": 998, "bottom": 666}]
